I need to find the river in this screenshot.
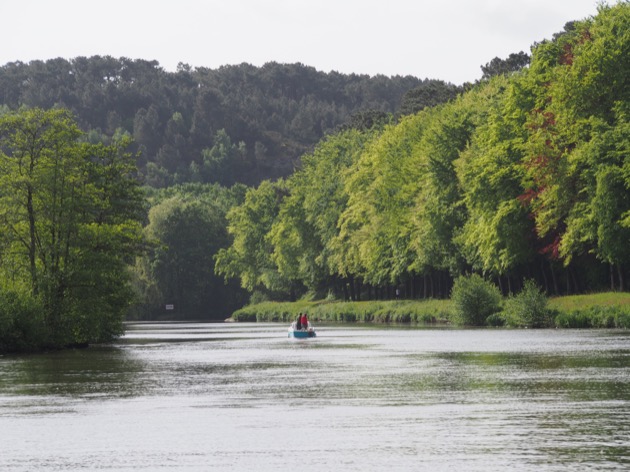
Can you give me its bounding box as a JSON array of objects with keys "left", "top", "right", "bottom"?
[{"left": 1, "top": 323, "right": 629, "bottom": 471}]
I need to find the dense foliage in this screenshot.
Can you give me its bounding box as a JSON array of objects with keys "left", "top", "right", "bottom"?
[
  {"left": 2, "top": 5, "right": 627, "bottom": 335},
  {"left": 450, "top": 274, "right": 503, "bottom": 325},
  {"left": 131, "top": 183, "right": 248, "bottom": 320},
  {"left": 0, "top": 108, "right": 145, "bottom": 351},
  {"left": 0, "top": 59, "right": 458, "bottom": 188},
  {"left": 217, "top": 3, "right": 630, "bottom": 303}
]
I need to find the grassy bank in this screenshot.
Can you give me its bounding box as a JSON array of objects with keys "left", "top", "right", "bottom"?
[
  {"left": 230, "top": 292, "right": 630, "bottom": 328},
  {"left": 548, "top": 292, "right": 630, "bottom": 328},
  {"left": 230, "top": 299, "right": 454, "bottom": 324}
]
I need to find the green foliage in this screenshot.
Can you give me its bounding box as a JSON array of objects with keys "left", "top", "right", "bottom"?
[
  {"left": 454, "top": 76, "right": 533, "bottom": 276},
  {"left": 450, "top": 274, "right": 502, "bottom": 326},
  {"left": 502, "top": 279, "right": 552, "bottom": 328},
  {"left": 231, "top": 299, "right": 454, "bottom": 324},
  {"left": 335, "top": 114, "right": 428, "bottom": 285},
  {"left": 133, "top": 182, "right": 247, "bottom": 319},
  {"left": 215, "top": 3, "right": 630, "bottom": 301},
  {"left": 481, "top": 52, "right": 530, "bottom": 80},
  {"left": 229, "top": 291, "right": 630, "bottom": 329},
  {"left": 399, "top": 80, "right": 461, "bottom": 116},
  {"left": 554, "top": 306, "right": 630, "bottom": 329},
  {"left": 0, "top": 285, "right": 46, "bottom": 352},
  {"left": 0, "top": 108, "right": 146, "bottom": 351},
  {"left": 548, "top": 291, "right": 630, "bottom": 311},
  {"left": 0, "top": 59, "right": 446, "bottom": 188},
  {"left": 215, "top": 179, "right": 293, "bottom": 297}
]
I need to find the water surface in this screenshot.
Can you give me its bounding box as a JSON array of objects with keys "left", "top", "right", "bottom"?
[{"left": 1, "top": 323, "right": 629, "bottom": 471}]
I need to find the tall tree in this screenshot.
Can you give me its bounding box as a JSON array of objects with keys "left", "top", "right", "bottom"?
[
  {"left": 0, "top": 108, "right": 145, "bottom": 347},
  {"left": 214, "top": 179, "right": 291, "bottom": 299}
]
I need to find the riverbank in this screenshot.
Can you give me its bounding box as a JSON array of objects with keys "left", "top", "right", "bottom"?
[{"left": 230, "top": 292, "right": 630, "bottom": 328}]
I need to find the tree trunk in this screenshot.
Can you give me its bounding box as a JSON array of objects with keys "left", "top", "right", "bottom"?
[
  {"left": 27, "top": 187, "right": 38, "bottom": 294},
  {"left": 541, "top": 260, "right": 549, "bottom": 293},
  {"left": 550, "top": 261, "right": 559, "bottom": 295},
  {"left": 423, "top": 274, "right": 427, "bottom": 299},
  {"left": 349, "top": 277, "right": 356, "bottom": 301},
  {"left": 570, "top": 268, "right": 579, "bottom": 294},
  {"left": 618, "top": 264, "right": 625, "bottom": 292}
]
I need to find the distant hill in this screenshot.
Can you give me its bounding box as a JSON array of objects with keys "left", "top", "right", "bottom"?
[{"left": 0, "top": 57, "right": 460, "bottom": 187}]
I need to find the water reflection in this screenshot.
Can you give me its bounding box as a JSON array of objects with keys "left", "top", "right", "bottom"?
[
  {"left": 1, "top": 323, "right": 629, "bottom": 471},
  {"left": 0, "top": 347, "right": 147, "bottom": 400}
]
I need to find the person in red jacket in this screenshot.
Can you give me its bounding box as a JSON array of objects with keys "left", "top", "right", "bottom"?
[{"left": 300, "top": 313, "right": 309, "bottom": 330}]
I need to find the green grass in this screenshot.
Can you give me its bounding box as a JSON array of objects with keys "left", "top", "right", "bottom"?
[
  {"left": 548, "top": 292, "right": 630, "bottom": 329},
  {"left": 230, "top": 291, "right": 630, "bottom": 328},
  {"left": 230, "top": 298, "right": 454, "bottom": 324},
  {"left": 548, "top": 292, "right": 630, "bottom": 311}
]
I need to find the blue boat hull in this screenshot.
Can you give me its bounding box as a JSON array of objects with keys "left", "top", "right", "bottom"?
[{"left": 288, "top": 328, "right": 316, "bottom": 338}]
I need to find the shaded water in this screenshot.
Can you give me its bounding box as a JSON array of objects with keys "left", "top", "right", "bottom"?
[{"left": 1, "top": 323, "right": 630, "bottom": 471}]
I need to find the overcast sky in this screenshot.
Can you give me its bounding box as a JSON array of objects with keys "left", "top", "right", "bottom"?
[{"left": 0, "top": 0, "right": 606, "bottom": 84}]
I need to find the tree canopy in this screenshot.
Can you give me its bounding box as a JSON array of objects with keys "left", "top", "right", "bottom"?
[
  {"left": 0, "top": 59, "right": 460, "bottom": 188},
  {"left": 0, "top": 108, "right": 145, "bottom": 350},
  {"left": 216, "top": 2, "right": 630, "bottom": 300}
]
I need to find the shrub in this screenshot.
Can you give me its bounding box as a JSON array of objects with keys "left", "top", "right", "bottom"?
[
  {"left": 554, "top": 310, "right": 591, "bottom": 328},
  {"left": 450, "top": 274, "right": 502, "bottom": 326},
  {"left": 503, "top": 279, "right": 552, "bottom": 328},
  {"left": 486, "top": 313, "right": 506, "bottom": 327},
  {"left": 0, "top": 287, "right": 46, "bottom": 353}
]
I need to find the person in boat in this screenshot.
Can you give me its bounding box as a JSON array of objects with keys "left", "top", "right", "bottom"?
[
  {"left": 300, "top": 312, "right": 309, "bottom": 331},
  {"left": 295, "top": 314, "right": 302, "bottom": 330}
]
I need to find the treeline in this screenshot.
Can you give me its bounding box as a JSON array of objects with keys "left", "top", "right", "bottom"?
[
  {"left": 0, "top": 58, "right": 460, "bottom": 188},
  {"left": 215, "top": 3, "right": 630, "bottom": 303}
]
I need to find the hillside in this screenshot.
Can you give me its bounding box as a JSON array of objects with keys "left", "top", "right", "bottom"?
[{"left": 0, "top": 59, "right": 460, "bottom": 187}]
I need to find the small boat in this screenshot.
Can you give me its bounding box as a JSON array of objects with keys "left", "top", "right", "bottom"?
[{"left": 288, "top": 321, "right": 316, "bottom": 338}]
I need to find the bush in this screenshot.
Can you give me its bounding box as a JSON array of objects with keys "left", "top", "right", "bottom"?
[
  {"left": 503, "top": 279, "right": 552, "bottom": 328},
  {"left": 486, "top": 313, "right": 506, "bottom": 327},
  {"left": 554, "top": 310, "right": 592, "bottom": 328},
  {"left": 0, "top": 287, "right": 47, "bottom": 353},
  {"left": 450, "top": 274, "right": 502, "bottom": 326}
]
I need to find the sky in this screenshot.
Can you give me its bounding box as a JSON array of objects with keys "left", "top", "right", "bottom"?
[{"left": 0, "top": 0, "right": 606, "bottom": 85}]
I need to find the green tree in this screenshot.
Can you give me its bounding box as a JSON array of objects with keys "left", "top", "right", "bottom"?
[
  {"left": 520, "top": 3, "right": 630, "bottom": 291},
  {"left": 269, "top": 128, "right": 377, "bottom": 296},
  {"left": 215, "top": 179, "right": 291, "bottom": 298},
  {"left": 481, "top": 51, "right": 530, "bottom": 80},
  {"left": 0, "top": 108, "right": 145, "bottom": 348},
  {"left": 200, "top": 129, "right": 247, "bottom": 186},
  {"left": 455, "top": 76, "right": 534, "bottom": 284},
  {"left": 333, "top": 114, "right": 428, "bottom": 291}
]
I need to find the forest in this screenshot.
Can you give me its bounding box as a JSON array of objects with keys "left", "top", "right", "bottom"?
[
  {"left": 0, "top": 57, "right": 459, "bottom": 187},
  {"left": 215, "top": 3, "right": 629, "bottom": 304},
  {"left": 0, "top": 3, "right": 628, "bottom": 345}
]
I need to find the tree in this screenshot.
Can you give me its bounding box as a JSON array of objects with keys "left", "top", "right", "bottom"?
[
  {"left": 0, "top": 108, "right": 145, "bottom": 348},
  {"left": 200, "top": 129, "right": 247, "bottom": 186},
  {"left": 399, "top": 80, "right": 461, "bottom": 116},
  {"left": 214, "top": 179, "right": 292, "bottom": 298},
  {"left": 268, "top": 128, "right": 378, "bottom": 296},
  {"left": 481, "top": 52, "right": 530, "bottom": 80},
  {"left": 455, "top": 76, "right": 534, "bottom": 284}
]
